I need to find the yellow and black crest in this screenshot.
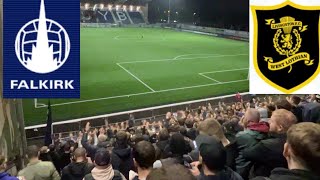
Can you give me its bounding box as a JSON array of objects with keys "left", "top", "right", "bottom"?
[{"left": 251, "top": 1, "right": 320, "bottom": 93}]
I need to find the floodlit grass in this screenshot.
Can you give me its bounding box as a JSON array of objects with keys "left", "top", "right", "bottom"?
[{"left": 23, "top": 27, "right": 249, "bottom": 126}]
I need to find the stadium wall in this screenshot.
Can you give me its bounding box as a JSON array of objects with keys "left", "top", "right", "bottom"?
[
  {"left": 0, "top": 0, "right": 27, "bottom": 173},
  {"left": 25, "top": 93, "right": 252, "bottom": 143}
]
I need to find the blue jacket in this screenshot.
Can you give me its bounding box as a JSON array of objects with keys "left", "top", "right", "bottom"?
[{"left": 0, "top": 172, "right": 19, "bottom": 180}]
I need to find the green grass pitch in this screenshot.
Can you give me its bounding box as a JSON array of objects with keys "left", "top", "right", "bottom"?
[{"left": 23, "top": 27, "right": 249, "bottom": 126}]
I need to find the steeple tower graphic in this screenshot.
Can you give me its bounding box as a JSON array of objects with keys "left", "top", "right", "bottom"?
[{"left": 27, "top": 0, "right": 58, "bottom": 73}]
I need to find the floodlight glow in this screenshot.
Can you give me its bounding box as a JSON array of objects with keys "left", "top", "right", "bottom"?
[
  {"left": 173, "top": 20, "right": 177, "bottom": 23},
  {"left": 100, "top": 4, "right": 104, "bottom": 9},
  {"left": 136, "top": 6, "right": 140, "bottom": 11},
  {"left": 116, "top": 5, "right": 120, "bottom": 11},
  {"left": 108, "top": 4, "right": 112, "bottom": 10},
  {"left": 123, "top": 5, "right": 127, "bottom": 11},
  {"left": 84, "top": 3, "right": 90, "bottom": 10},
  {"left": 130, "top": 5, "right": 134, "bottom": 11}
]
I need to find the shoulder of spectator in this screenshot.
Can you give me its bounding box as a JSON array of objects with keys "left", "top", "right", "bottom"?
[{"left": 242, "top": 141, "right": 267, "bottom": 160}]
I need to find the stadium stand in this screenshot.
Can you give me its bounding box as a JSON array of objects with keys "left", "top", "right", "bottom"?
[
  {"left": 16, "top": 94, "right": 320, "bottom": 180},
  {"left": 80, "top": 7, "right": 146, "bottom": 24}
]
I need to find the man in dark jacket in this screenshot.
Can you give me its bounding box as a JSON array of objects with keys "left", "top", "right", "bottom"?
[
  {"left": 243, "top": 109, "right": 297, "bottom": 178},
  {"left": 251, "top": 122, "right": 320, "bottom": 180},
  {"left": 61, "top": 147, "right": 94, "bottom": 180},
  {"left": 190, "top": 135, "right": 243, "bottom": 180},
  {"left": 82, "top": 122, "right": 111, "bottom": 161},
  {"left": 111, "top": 131, "right": 134, "bottom": 180},
  {"left": 155, "top": 128, "right": 170, "bottom": 159},
  {"left": 235, "top": 108, "right": 268, "bottom": 179}
]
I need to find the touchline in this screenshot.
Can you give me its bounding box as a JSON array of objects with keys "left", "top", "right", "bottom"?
[{"left": 10, "top": 80, "right": 74, "bottom": 89}]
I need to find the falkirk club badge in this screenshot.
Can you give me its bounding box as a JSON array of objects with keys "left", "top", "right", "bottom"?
[{"left": 251, "top": 1, "right": 320, "bottom": 93}]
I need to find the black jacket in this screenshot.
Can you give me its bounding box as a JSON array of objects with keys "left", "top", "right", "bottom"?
[
  {"left": 60, "top": 152, "right": 71, "bottom": 170},
  {"left": 156, "top": 140, "right": 170, "bottom": 159},
  {"left": 243, "top": 133, "right": 287, "bottom": 178},
  {"left": 81, "top": 133, "right": 110, "bottom": 160},
  {"left": 48, "top": 151, "right": 61, "bottom": 173},
  {"left": 225, "top": 137, "right": 238, "bottom": 171},
  {"left": 111, "top": 146, "right": 134, "bottom": 180},
  {"left": 251, "top": 168, "right": 320, "bottom": 180},
  {"left": 61, "top": 162, "right": 94, "bottom": 180},
  {"left": 235, "top": 130, "right": 267, "bottom": 179},
  {"left": 198, "top": 167, "right": 243, "bottom": 180}
]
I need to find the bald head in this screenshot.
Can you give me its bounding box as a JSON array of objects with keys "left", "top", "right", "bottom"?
[
  {"left": 98, "top": 134, "right": 107, "bottom": 143},
  {"left": 269, "top": 109, "right": 297, "bottom": 133},
  {"left": 73, "top": 147, "right": 87, "bottom": 162},
  {"left": 243, "top": 108, "right": 260, "bottom": 127}
]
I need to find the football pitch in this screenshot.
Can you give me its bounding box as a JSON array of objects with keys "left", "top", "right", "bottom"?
[{"left": 23, "top": 27, "right": 249, "bottom": 126}]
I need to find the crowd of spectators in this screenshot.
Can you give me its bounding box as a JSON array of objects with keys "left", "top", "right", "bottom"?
[{"left": 1, "top": 94, "right": 320, "bottom": 180}]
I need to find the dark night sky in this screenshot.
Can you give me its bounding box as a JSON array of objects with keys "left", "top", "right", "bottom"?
[
  {"left": 81, "top": 0, "right": 249, "bottom": 30},
  {"left": 148, "top": 0, "right": 249, "bottom": 30}
]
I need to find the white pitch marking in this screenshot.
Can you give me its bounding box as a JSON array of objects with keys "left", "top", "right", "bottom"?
[
  {"left": 119, "top": 54, "right": 248, "bottom": 64},
  {"left": 201, "top": 67, "right": 249, "bottom": 74},
  {"left": 35, "top": 79, "right": 248, "bottom": 108},
  {"left": 116, "top": 63, "right": 155, "bottom": 92},
  {"left": 173, "top": 53, "right": 219, "bottom": 60},
  {"left": 199, "top": 73, "right": 221, "bottom": 83}
]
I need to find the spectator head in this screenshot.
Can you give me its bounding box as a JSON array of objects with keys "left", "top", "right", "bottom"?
[
  {"left": 73, "top": 147, "right": 87, "bottom": 162},
  {"left": 275, "top": 99, "right": 293, "bottom": 111},
  {"left": 199, "top": 135, "right": 226, "bottom": 173},
  {"left": 98, "top": 134, "right": 107, "bottom": 143},
  {"left": 179, "top": 126, "right": 188, "bottom": 137},
  {"left": 133, "top": 141, "right": 156, "bottom": 169},
  {"left": 198, "top": 118, "right": 225, "bottom": 140},
  {"left": 289, "top": 95, "right": 301, "bottom": 106},
  {"left": 147, "top": 164, "right": 196, "bottom": 180},
  {"left": 269, "top": 109, "right": 297, "bottom": 134},
  {"left": 26, "top": 145, "right": 39, "bottom": 160},
  {"left": 170, "top": 133, "right": 188, "bottom": 156},
  {"left": 116, "top": 130, "right": 128, "bottom": 147},
  {"left": 242, "top": 108, "right": 260, "bottom": 128},
  {"left": 177, "top": 111, "right": 186, "bottom": 126},
  {"left": 64, "top": 143, "right": 71, "bottom": 153},
  {"left": 185, "top": 118, "right": 194, "bottom": 128},
  {"left": 40, "top": 146, "right": 49, "bottom": 154},
  {"left": 48, "top": 144, "right": 55, "bottom": 152},
  {"left": 94, "top": 149, "right": 111, "bottom": 168},
  {"left": 283, "top": 122, "right": 320, "bottom": 175},
  {"left": 258, "top": 107, "right": 269, "bottom": 121},
  {"left": 168, "top": 124, "right": 180, "bottom": 134},
  {"left": 159, "top": 128, "right": 169, "bottom": 141},
  {"left": 0, "top": 155, "right": 6, "bottom": 171}
]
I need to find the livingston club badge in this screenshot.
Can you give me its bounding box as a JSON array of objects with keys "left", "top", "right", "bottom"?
[{"left": 251, "top": 1, "right": 320, "bottom": 93}]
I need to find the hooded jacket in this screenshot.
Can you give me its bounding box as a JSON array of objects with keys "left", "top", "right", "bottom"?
[
  {"left": 61, "top": 161, "right": 94, "bottom": 180},
  {"left": 84, "top": 166, "right": 125, "bottom": 180},
  {"left": 0, "top": 172, "right": 19, "bottom": 180},
  {"left": 198, "top": 167, "right": 243, "bottom": 180},
  {"left": 235, "top": 124, "right": 268, "bottom": 179},
  {"left": 111, "top": 146, "right": 133, "bottom": 180},
  {"left": 251, "top": 168, "right": 320, "bottom": 180}
]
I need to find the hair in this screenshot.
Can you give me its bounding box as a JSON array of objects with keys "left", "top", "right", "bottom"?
[
  {"left": 198, "top": 118, "right": 225, "bottom": 140},
  {"left": 287, "top": 122, "right": 320, "bottom": 175},
  {"left": 159, "top": 129, "right": 169, "bottom": 141},
  {"left": 170, "top": 133, "right": 189, "bottom": 155},
  {"left": 116, "top": 130, "right": 128, "bottom": 146},
  {"left": 177, "top": 111, "right": 186, "bottom": 126},
  {"left": 49, "top": 144, "right": 55, "bottom": 152},
  {"left": 133, "top": 141, "right": 156, "bottom": 169},
  {"left": 179, "top": 126, "right": 187, "bottom": 137},
  {"left": 275, "top": 99, "right": 293, "bottom": 111},
  {"left": 289, "top": 95, "right": 301, "bottom": 105},
  {"left": 27, "top": 145, "right": 39, "bottom": 159},
  {"left": 147, "top": 164, "right": 196, "bottom": 180},
  {"left": 98, "top": 134, "right": 107, "bottom": 142},
  {"left": 185, "top": 118, "right": 194, "bottom": 128},
  {"left": 272, "top": 109, "right": 297, "bottom": 132},
  {"left": 200, "top": 139, "right": 226, "bottom": 172}
]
